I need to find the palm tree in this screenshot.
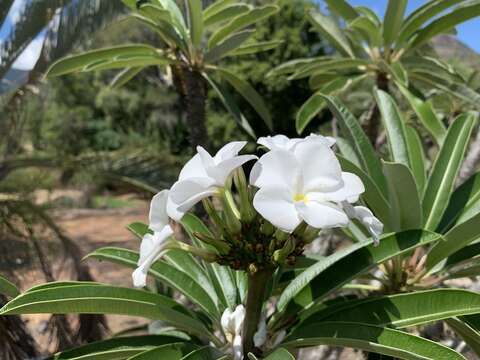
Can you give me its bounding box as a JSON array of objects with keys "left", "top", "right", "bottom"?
[
  {"left": 269, "top": 0, "right": 480, "bottom": 144},
  {"left": 45, "top": 0, "right": 281, "bottom": 148}
]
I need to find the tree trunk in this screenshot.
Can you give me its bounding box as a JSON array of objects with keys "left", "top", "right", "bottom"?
[
  {"left": 243, "top": 268, "right": 272, "bottom": 356},
  {"left": 364, "top": 72, "right": 389, "bottom": 147}
]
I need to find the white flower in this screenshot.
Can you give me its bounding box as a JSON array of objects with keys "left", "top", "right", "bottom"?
[
  {"left": 342, "top": 202, "right": 383, "bottom": 244},
  {"left": 253, "top": 313, "right": 267, "bottom": 348},
  {"left": 257, "top": 133, "right": 335, "bottom": 152},
  {"left": 221, "top": 305, "right": 245, "bottom": 360},
  {"left": 251, "top": 138, "right": 365, "bottom": 233},
  {"left": 168, "top": 141, "right": 256, "bottom": 221},
  {"left": 132, "top": 190, "right": 174, "bottom": 287}
]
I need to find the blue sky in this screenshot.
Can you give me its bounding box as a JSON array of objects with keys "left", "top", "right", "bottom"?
[{"left": 345, "top": 0, "right": 480, "bottom": 52}]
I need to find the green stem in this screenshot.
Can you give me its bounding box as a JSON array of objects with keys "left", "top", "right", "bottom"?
[{"left": 243, "top": 268, "right": 272, "bottom": 355}]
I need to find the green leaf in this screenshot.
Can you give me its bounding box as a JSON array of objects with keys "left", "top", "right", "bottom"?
[
  {"left": 320, "top": 94, "right": 388, "bottom": 197},
  {"left": 410, "top": 3, "right": 480, "bottom": 49},
  {"left": 383, "top": 162, "right": 422, "bottom": 231},
  {"left": 204, "top": 4, "right": 250, "bottom": 28},
  {"left": 215, "top": 66, "right": 272, "bottom": 131},
  {"left": 127, "top": 221, "right": 151, "bottom": 239},
  {"left": 132, "top": 13, "right": 186, "bottom": 50},
  {"left": 155, "top": 0, "right": 188, "bottom": 38},
  {"left": 203, "top": 0, "right": 236, "bottom": 20},
  {"left": 308, "top": 9, "right": 354, "bottom": 57},
  {"left": 426, "top": 212, "right": 480, "bottom": 271},
  {"left": 85, "top": 247, "right": 220, "bottom": 319},
  {"left": 204, "top": 29, "right": 254, "bottom": 62},
  {"left": 405, "top": 126, "right": 426, "bottom": 194},
  {"left": 46, "top": 335, "right": 185, "bottom": 360},
  {"left": 203, "top": 72, "right": 255, "bottom": 139},
  {"left": 325, "top": 0, "right": 359, "bottom": 21},
  {"left": 349, "top": 16, "right": 383, "bottom": 48},
  {"left": 263, "top": 348, "right": 295, "bottom": 360},
  {"left": 110, "top": 67, "right": 143, "bottom": 89},
  {"left": 374, "top": 89, "right": 410, "bottom": 167},
  {"left": 307, "top": 289, "right": 480, "bottom": 331},
  {"left": 186, "top": 0, "right": 203, "bottom": 47},
  {"left": 208, "top": 5, "right": 278, "bottom": 48},
  {"left": 46, "top": 45, "right": 162, "bottom": 77},
  {"left": 284, "top": 321, "right": 464, "bottom": 360},
  {"left": 288, "top": 58, "right": 368, "bottom": 80},
  {"left": 397, "top": 85, "right": 446, "bottom": 146},
  {"left": 228, "top": 40, "right": 282, "bottom": 56},
  {"left": 179, "top": 346, "right": 224, "bottom": 359},
  {"left": 296, "top": 78, "right": 350, "bottom": 134},
  {"left": 383, "top": 0, "right": 407, "bottom": 47},
  {"left": 267, "top": 57, "right": 330, "bottom": 78},
  {"left": 444, "top": 242, "right": 480, "bottom": 270},
  {"left": 0, "top": 283, "right": 211, "bottom": 340},
  {"left": 181, "top": 214, "right": 238, "bottom": 309},
  {"left": 338, "top": 156, "right": 392, "bottom": 229},
  {"left": 447, "top": 317, "right": 480, "bottom": 357},
  {"left": 276, "top": 230, "right": 441, "bottom": 316},
  {"left": 438, "top": 171, "right": 480, "bottom": 232},
  {"left": 397, "top": 0, "right": 464, "bottom": 47},
  {"left": 128, "top": 343, "right": 199, "bottom": 359},
  {"left": 0, "top": 274, "right": 19, "bottom": 297},
  {"left": 422, "top": 113, "right": 476, "bottom": 230}
]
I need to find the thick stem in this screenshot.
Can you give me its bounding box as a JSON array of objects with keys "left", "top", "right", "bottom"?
[
  {"left": 243, "top": 268, "right": 272, "bottom": 356},
  {"left": 183, "top": 67, "right": 209, "bottom": 150}
]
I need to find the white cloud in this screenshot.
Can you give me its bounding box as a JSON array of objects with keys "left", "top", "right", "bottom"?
[{"left": 11, "top": 31, "right": 46, "bottom": 70}]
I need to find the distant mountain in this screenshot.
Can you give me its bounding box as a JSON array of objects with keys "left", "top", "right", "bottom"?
[
  {"left": 431, "top": 35, "right": 480, "bottom": 70},
  {"left": 0, "top": 68, "right": 29, "bottom": 94}
]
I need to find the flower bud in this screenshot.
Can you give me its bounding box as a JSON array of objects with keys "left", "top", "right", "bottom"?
[
  {"left": 273, "top": 237, "right": 296, "bottom": 264},
  {"left": 193, "top": 231, "right": 231, "bottom": 254},
  {"left": 260, "top": 220, "right": 275, "bottom": 236},
  {"left": 221, "top": 189, "right": 242, "bottom": 234},
  {"left": 233, "top": 168, "right": 256, "bottom": 223}
]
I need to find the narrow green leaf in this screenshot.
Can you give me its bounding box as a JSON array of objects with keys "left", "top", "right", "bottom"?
[
  {"left": 325, "top": 0, "right": 359, "bottom": 21},
  {"left": 263, "top": 348, "right": 295, "bottom": 360},
  {"left": 427, "top": 212, "right": 480, "bottom": 271},
  {"left": 397, "top": 84, "right": 446, "bottom": 146},
  {"left": 383, "top": 0, "right": 407, "bottom": 47},
  {"left": 0, "top": 283, "right": 211, "bottom": 340},
  {"left": 410, "top": 3, "right": 480, "bottom": 49},
  {"left": 181, "top": 214, "right": 238, "bottom": 309},
  {"left": 46, "top": 335, "right": 185, "bottom": 360},
  {"left": 132, "top": 13, "right": 186, "bottom": 50},
  {"left": 422, "top": 113, "right": 476, "bottom": 230},
  {"left": 0, "top": 274, "right": 19, "bottom": 297},
  {"left": 277, "top": 230, "right": 441, "bottom": 315},
  {"left": 215, "top": 67, "right": 272, "bottom": 131},
  {"left": 405, "top": 126, "right": 426, "bottom": 194},
  {"left": 444, "top": 242, "right": 480, "bottom": 270},
  {"left": 187, "top": 0, "right": 203, "bottom": 47},
  {"left": 397, "top": 0, "right": 464, "bottom": 47},
  {"left": 228, "top": 40, "right": 282, "bottom": 56},
  {"left": 204, "top": 29, "right": 254, "bottom": 62},
  {"left": 85, "top": 247, "right": 220, "bottom": 318},
  {"left": 267, "top": 57, "right": 330, "bottom": 78},
  {"left": 338, "top": 156, "right": 392, "bottom": 230},
  {"left": 438, "top": 171, "right": 480, "bottom": 232},
  {"left": 110, "top": 67, "right": 143, "bottom": 89},
  {"left": 156, "top": 0, "right": 188, "bottom": 38},
  {"left": 296, "top": 78, "right": 350, "bottom": 134},
  {"left": 308, "top": 9, "right": 354, "bottom": 57},
  {"left": 374, "top": 89, "right": 410, "bottom": 167},
  {"left": 128, "top": 343, "right": 198, "bottom": 359},
  {"left": 202, "top": 0, "right": 236, "bottom": 20},
  {"left": 384, "top": 162, "right": 422, "bottom": 231},
  {"left": 179, "top": 346, "right": 224, "bottom": 359},
  {"left": 348, "top": 16, "right": 382, "bottom": 47},
  {"left": 320, "top": 94, "right": 388, "bottom": 197},
  {"left": 447, "top": 317, "right": 480, "bottom": 357},
  {"left": 203, "top": 4, "right": 250, "bottom": 28},
  {"left": 289, "top": 58, "right": 368, "bottom": 80},
  {"left": 284, "top": 321, "right": 464, "bottom": 360},
  {"left": 208, "top": 5, "right": 278, "bottom": 48},
  {"left": 307, "top": 289, "right": 480, "bottom": 331},
  {"left": 46, "top": 45, "right": 160, "bottom": 77}
]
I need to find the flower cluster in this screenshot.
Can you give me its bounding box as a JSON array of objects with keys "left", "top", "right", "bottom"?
[{"left": 132, "top": 134, "right": 383, "bottom": 288}]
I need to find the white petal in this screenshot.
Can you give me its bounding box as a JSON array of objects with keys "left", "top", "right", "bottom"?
[
  {"left": 253, "top": 315, "right": 267, "bottom": 348},
  {"left": 295, "top": 201, "right": 349, "bottom": 229},
  {"left": 294, "top": 140, "right": 342, "bottom": 193},
  {"left": 149, "top": 190, "right": 169, "bottom": 232},
  {"left": 138, "top": 233, "right": 155, "bottom": 266},
  {"left": 233, "top": 335, "right": 243, "bottom": 360},
  {"left": 258, "top": 135, "right": 290, "bottom": 150},
  {"left": 197, "top": 146, "right": 215, "bottom": 169},
  {"left": 351, "top": 205, "right": 383, "bottom": 243},
  {"left": 232, "top": 304, "right": 245, "bottom": 334},
  {"left": 249, "top": 161, "right": 262, "bottom": 186},
  {"left": 253, "top": 185, "right": 302, "bottom": 232},
  {"left": 221, "top": 307, "right": 234, "bottom": 334},
  {"left": 170, "top": 178, "right": 216, "bottom": 205},
  {"left": 250, "top": 150, "right": 300, "bottom": 190},
  {"left": 214, "top": 141, "right": 247, "bottom": 163},
  {"left": 306, "top": 133, "right": 336, "bottom": 147},
  {"left": 132, "top": 267, "right": 148, "bottom": 288},
  {"left": 166, "top": 195, "right": 184, "bottom": 222},
  {"left": 320, "top": 172, "right": 365, "bottom": 203},
  {"left": 209, "top": 155, "right": 257, "bottom": 184},
  {"left": 178, "top": 153, "right": 209, "bottom": 181}
]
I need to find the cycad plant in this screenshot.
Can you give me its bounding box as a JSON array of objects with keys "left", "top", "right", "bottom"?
[
  {"left": 268, "top": 0, "right": 480, "bottom": 138},
  {"left": 46, "top": 0, "right": 280, "bottom": 147}
]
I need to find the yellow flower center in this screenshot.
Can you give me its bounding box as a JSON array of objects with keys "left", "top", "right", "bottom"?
[{"left": 294, "top": 194, "right": 307, "bottom": 203}]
